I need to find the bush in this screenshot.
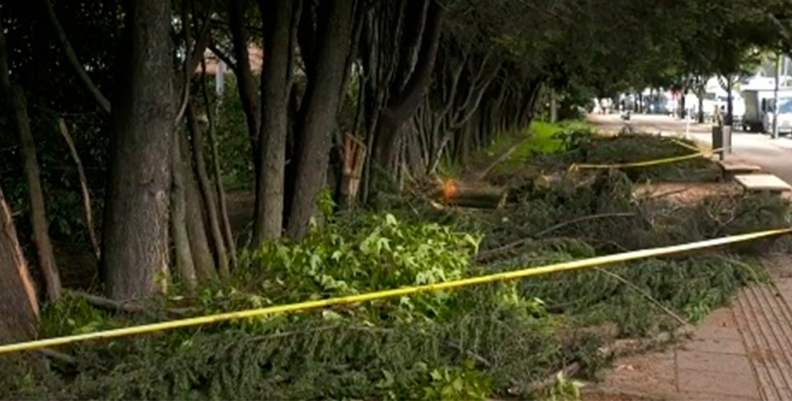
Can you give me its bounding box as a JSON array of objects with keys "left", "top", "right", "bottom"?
[{"left": 235, "top": 213, "right": 480, "bottom": 319}]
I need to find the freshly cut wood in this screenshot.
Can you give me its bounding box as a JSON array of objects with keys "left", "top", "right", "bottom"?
[
  {"left": 433, "top": 179, "right": 508, "bottom": 209},
  {"left": 340, "top": 133, "right": 367, "bottom": 207},
  {"left": 0, "top": 181, "right": 39, "bottom": 343}
]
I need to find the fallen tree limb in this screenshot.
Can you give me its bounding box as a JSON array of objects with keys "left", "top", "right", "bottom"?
[
  {"left": 65, "top": 290, "right": 196, "bottom": 318},
  {"left": 531, "top": 324, "right": 693, "bottom": 394},
  {"left": 433, "top": 180, "right": 508, "bottom": 209},
  {"left": 475, "top": 136, "right": 531, "bottom": 180},
  {"left": 595, "top": 267, "right": 690, "bottom": 327},
  {"left": 476, "top": 213, "right": 636, "bottom": 262},
  {"left": 534, "top": 212, "right": 636, "bottom": 238},
  {"left": 37, "top": 348, "right": 76, "bottom": 365}
]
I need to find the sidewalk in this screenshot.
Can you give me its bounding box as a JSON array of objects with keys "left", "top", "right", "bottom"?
[
  {"left": 585, "top": 115, "right": 792, "bottom": 401},
  {"left": 588, "top": 277, "right": 792, "bottom": 401}
]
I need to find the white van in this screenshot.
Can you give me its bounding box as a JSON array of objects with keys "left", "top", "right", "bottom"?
[
  {"left": 763, "top": 97, "right": 792, "bottom": 135},
  {"left": 741, "top": 88, "right": 792, "bottom": 132}
]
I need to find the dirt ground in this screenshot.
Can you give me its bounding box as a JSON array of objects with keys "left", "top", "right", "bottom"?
[{"left": 632, "top": 182, "right": 741, "bottom": 203}]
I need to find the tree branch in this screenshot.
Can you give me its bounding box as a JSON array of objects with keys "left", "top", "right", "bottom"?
[
  {"left": 388, "top": 0, "right": 445, "bottom": 121},
  {"left": 57, "top": 119, "right": 100, "bottom": 262},
  {"left": 42, "top": 0, "right": 112, "bottom": 114},
  {"left": 209, "top": 44, "right": 237, "bottom": 72}
]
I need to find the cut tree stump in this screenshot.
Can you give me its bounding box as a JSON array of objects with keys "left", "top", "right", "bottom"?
[{"left": 434, "top": 180, "right": 508, "bottom": 209}]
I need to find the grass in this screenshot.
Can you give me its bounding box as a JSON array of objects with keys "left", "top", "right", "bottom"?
[{"left": 483, "top": 120, "right": 595, "bottom": 173}]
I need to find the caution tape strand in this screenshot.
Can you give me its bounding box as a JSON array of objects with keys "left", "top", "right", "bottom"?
[
  {"left": 0, "top": 227, "right": 789, "bottom": 355},
  {"left": 569, "top": 147, "right": 722, "bottom": 171}
]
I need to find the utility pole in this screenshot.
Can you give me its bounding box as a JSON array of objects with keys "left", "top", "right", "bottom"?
[{"left": 773, "top": 53, "right": 781, "bottom": 139}]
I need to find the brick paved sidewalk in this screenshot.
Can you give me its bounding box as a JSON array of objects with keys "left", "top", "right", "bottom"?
[{"left": 586, "top": 279, "right": 792, "bottom": 401}]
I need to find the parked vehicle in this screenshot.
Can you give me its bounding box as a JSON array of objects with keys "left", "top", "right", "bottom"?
[
  {"left": 763, "top": 98, "right": 792, "bottom": 135},
  {"left": 740, "top": 88, "right": 792, "bottom": 132}
]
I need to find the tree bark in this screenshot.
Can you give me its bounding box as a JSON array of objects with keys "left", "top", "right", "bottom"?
[
  {"left": 171, "top": 129, "right": 198, "bottom": 291},
  {"left": 101, "top": 0, "right": 174, "bottom": 301},
  {"left": 200, "top": 62, "right": 236, "bottom": 273},
  {"left": 10, "top": 88, "right": 62, "bottom": 301},
  {"left": 0, "top": 181, "right": 39, "bottom": 343},
  {"left": 179, "top": 132, "right": 217, "bottom": 284},
  {"left": 0, "top": 15, "right": 62, "bottom": 301},
  {"left": 253, "top": 0, "right": 295, "bottom": 245},
  {"left": 187, "top": 103, "right": 230, "bottom": 278},
  {"left": 373, "top": 0, "right": 444, "bottom": 170},
  {"left": 228, "top": 0, "right": 261, "bottom": 162},
  {"left": 286, "top": 0, "right": 355, "bottom": 240}
]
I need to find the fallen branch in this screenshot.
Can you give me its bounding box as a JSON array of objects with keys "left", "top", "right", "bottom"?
[
  {"left": 476, "top": 238, "right": 531, "bottom": 263},
  {"left": 595, "top": 267, "right": 690, "bottom": 327},
  {"left": 37, "top": 348, "right": 76, "bottom": 366},
  {"left": 65, "top": 290, "right": 196, "bottom": 318},
  {"left": 475, "top": 136, "right": 531, "bottom": 180},
  {"left": 433, "top": 180, "right": 508, "bottom": 209},
  {"left": 534, "top": 212, "right": 636, "bottom": 238},
  {"left": 532, "top": 325, "right": 693, "bottom": 393},
  {"left": 477, "top": 213, "right": 635, "bottom": 262}
]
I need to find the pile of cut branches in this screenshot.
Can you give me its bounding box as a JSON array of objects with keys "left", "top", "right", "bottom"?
[{"left": 529, "top": 131, "right": 721, "bottom": 183}]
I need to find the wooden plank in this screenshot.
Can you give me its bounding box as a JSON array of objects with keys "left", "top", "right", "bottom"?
[{"left": 734, "top": 174, "right": 791, "bottom": 192}]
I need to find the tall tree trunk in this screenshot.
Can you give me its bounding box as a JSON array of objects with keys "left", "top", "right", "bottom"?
[
  {"left": 0, "top": 13, "right": 61, "bottom": 301},
  {"left": 286, "top": 0, "right": 355, "bottom": 240},
  {"left": 373, "top": 0, "right": 444, "bottom": 170},
  {"left": 187, "top": 103, "right": 230, "bottom": 278},
  {"left": 0, "top": 181, "right": 39, "bottom": 343},
  {"left": 228, "top": 0, "right": 261, "bottom": 166},
  {"left": 10, "top": 88, "right": 62, "bottom": 301},
  {"left": 200, "top": 64, "right": 236, "bottom": 271},
  {"left": 101, "top": 0, "right": 174, "bottom": 301},
  {"left": 253, "top": 0, "right": 295, "bottom": 245},
  {"left": 171, "top": 129, "right": 198, "bottom": 291},
  {"left": 179, "top": 132, "right": 217, "bottom": 283}
]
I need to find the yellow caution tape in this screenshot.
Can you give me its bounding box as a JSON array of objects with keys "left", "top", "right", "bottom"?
[
  {"left": 569, "top": 147, "right": 723, "bottom": 171},
  {"left": 0, "top": 227, "right": 788, "bottom": 355},
  {"left": 670, "top": 137, "right": 702, "bottom": 152}
]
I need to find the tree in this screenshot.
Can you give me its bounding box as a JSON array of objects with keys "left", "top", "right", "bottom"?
[
  {"left": 0, "top": 14, "right": 39, "bottom": 344},
  {"left": 286, "top": 0, "right": 357, "bottom": 240},
  {"left": 0, "top": 180, "right": 39, "bottom": 343},
  {"left": 101, "top": 0, "right": 175, "bottom": 300},
  {"left": 252, "top": 0, "right": 299, "bottom": 243},
  {"left": 0, "top": 9, "right": 61, "bottom": 301}
]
